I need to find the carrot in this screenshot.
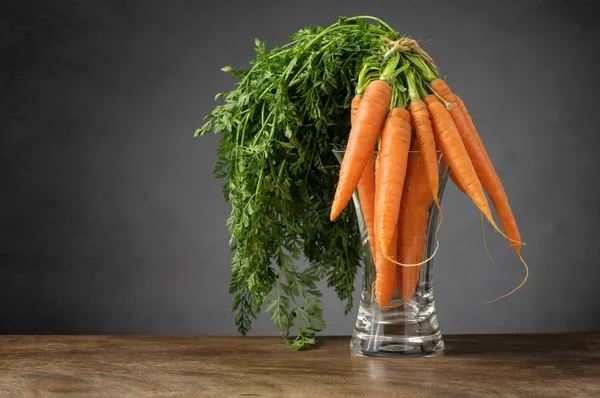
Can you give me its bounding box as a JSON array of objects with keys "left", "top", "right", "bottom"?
[
  {"left": 409, "top": 98, "right": 439, "bottom": 202},
  {"left": 373, "top": 138, "right": 395, "bottom": 308},
  {"left": 440, "top": 156, "right": 467, "bottom": 194},
  {"left": 375, "top": 224, "right": 398, "bottom": 308},
  {"left": 431, "top": 79, "right": 522, "bottom": 254},
  {"left": 374, "top": 107, "right": 411, "bottom": 259},
  {"left": 330, "top": 80, "right": 392, "bottom": 221},
  {"left": 453, "top": 95, "right": 526, "bottom": 249},
  {"left": 353, "top": 95, "right": 377, "bottom": 259},
  {"left": 455, "top": 94, "right": 498, "bottom": 178},
  {"left": 351, "top": 94, "right": 362, "bottom": 123},
  {"left": 423, "top": 94, "right": 500, "bottom": 235},
  {"left": 371, "top": 107, "right": 410, "bottom": 308},
  {"left": 397, "top": 140, "right": 434, "bottom": 302}
]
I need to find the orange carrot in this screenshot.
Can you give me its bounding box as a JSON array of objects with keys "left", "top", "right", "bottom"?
[
  {"left": 353, "top": 95, "right": 377, "bottom": 259},
  {"left": 374, "top": 138, "right": 382, "bottom": 264},
  {"left": 431, "top": 79, "right": 522, "bottom": 254},
  {"left": 440, "top": 156, "right": 467, "bottom": 194},
  {"left": 409, "top": 98, "right": 439, "bottom": 201},
  {"left": 330, "top": 81, "right": 392, "bottom": 221},
  {"left": 351, "top": 95, "right": 362, "bottom": 123},
  {"left": 455, "top": 94, "right": 498, "bottom": 178},
  {"left": 374, "top": 107, "right": 411, "bottom": 259},
  {"left": 375, "top": 224, "right": 398, "bottom": 308},
  {"left": 397, "top": 140, "right": 433, "bottom": 302},
  {"left": 423, "top": 94, "right": 500, "bottom": 234},
  {"left": 375, "top": 108, "right": 404, "bottom": 308},
  {"left": 373, "top": 139, "right": 386, "bottom": 307}
]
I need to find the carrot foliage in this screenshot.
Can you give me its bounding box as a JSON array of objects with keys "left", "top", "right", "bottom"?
[{"left": 195, "top": 17, "right": 431, "bottom": 349}]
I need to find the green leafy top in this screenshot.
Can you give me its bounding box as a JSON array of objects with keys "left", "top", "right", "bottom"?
[{"left": 195, "top": 16, "right": 435, "bottom": 349}]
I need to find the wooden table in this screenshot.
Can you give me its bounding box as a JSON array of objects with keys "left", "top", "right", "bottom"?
[{"left": 0, "top": 333, "right": 598, "bottom": 396}]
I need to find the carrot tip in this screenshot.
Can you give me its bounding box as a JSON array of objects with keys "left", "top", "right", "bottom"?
[
  {"left": 329, "top": 206, "right": 341, "bottom": 222},
  {"left": 481, "top": 211, "right": 527, "bottom": 253}
]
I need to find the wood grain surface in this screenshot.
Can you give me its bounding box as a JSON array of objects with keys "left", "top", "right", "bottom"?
[{"left": 0, "top": 333, "right": 599, "bottom": 397}]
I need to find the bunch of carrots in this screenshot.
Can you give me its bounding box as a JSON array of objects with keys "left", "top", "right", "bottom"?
[{"left": 330, "top": 47, "right": 527, "bottom": 309}]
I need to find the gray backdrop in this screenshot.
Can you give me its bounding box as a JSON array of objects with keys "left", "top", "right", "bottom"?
[{"left": 1, "top": 0, "right": 599, "bottom": 336}]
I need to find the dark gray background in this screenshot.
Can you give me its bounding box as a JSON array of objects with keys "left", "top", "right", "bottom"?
[{"left": 1, "top": 0, "right": 599, "bottom": 336}]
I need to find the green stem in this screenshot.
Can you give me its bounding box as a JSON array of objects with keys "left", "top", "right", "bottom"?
[
  {"left": 394, "top": 85, "right": 408, "bottom": 108},
  {"left": 379, "top": 53, "right": 400, "bottom": 83},
  {"left": 405, "top": 67, "right": 420, "bottom": 101},
  {"left": 236, "top": 108, "right": 253, "bottom": 149},
  {"left": 338, "top": 15, "right": 396, "bottom": 34},
  {"left": 303, "top": 23, "right": 363, "bottom": 51},
  {"left": 386, "top": 57, "right": 411, "bottom": 81},
  {"left": 356, "top": 62, "right": 380, "bottom": 94},
  {"left": 258, "top": 82, "right": 277, "bottom": 100},
  {"left": 251, "top": 110, "right": 274, "bottom": 146},
  {"left": 241, "top": 168, "right": 264, "bottom": 217},
  {"left": 407, "top": 54, "right": 438, "bottom": 82},
  {"left": 278, "top": 159, "right": 287, "bottom": 178},
  {"left": 414, "top": 73, "right": 428, "bottom": 98}
]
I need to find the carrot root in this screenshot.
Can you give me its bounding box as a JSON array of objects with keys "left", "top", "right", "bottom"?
[
  {"left": 433, "top": 197, "right": 443, "bottom": 237},
  {"left": 484, "top": 254, "right": 530, "bottom": 304},
  {"left": 481, "top": 213, "right": 500, "bottom": 275},
  {"left": 383, "top": 240, "right": 440, "bottom": 268}
]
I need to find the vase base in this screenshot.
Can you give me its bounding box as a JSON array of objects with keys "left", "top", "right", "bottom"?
[
  {"left": 349, "top": 332, "right": 444, "bottom": 358},
  {"left": 349, "top": 299, "right": 444, "bottom": 358}
]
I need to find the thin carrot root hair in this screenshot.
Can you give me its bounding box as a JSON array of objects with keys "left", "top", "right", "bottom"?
[
  {"left": 370, "top": 280, "right": 376, "bottom": 303},
  {"left": 484, "top": 254, "right": 529, "bottom": 304},
  {"left": 431, "top": 152, "right": 448, "bottom": 237},
  {"left": 433, "top": 197, "right": 443, "bottom": 237},
  {"left": 370, "top": 281, "right": 405, "bottom": 310},
  {"left": 370, "top": 280, "right": 409, "bottom": 309},
  {"left": 481, "top": 213, "right": 500, "bottom": 275},
  {"left": 383, "top": 300, "right": 407, "bottom": 309},
  {"left": 383, "top": 240, "right": 440, "bottom": 268}
]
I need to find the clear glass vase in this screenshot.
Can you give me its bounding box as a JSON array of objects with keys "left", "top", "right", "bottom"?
[{"left": 333, "top": 149, "right": 449, "bottom": 358}]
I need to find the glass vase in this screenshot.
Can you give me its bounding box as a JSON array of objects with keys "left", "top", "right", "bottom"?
[{"left": 333, "top": 149, "right": 449, "bottom": 358}]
